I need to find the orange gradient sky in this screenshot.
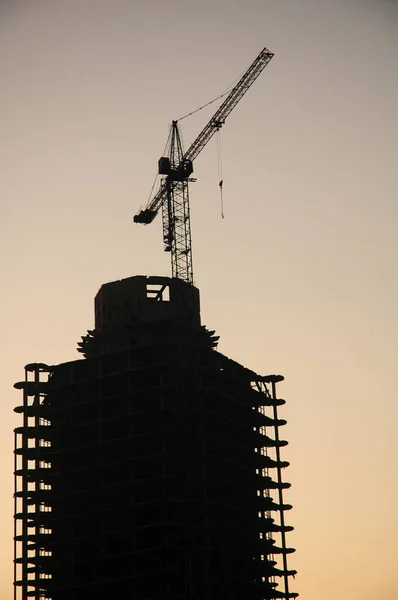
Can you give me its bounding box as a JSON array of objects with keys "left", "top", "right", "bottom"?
[{"left": 1, "top": 1, "right": 397, "bottom": 599}]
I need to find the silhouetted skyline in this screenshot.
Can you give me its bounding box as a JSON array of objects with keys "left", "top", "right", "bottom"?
[{"left": 1, "top": 1, "right": 397, "bottom": 599}]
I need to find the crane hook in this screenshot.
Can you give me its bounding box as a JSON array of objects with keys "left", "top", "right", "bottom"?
[{"left": 217, "top": 130, "right": 224, "bottom": 219}]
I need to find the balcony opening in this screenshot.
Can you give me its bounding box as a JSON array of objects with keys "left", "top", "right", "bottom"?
[{"left": 146, "top": 283, "right": 170, "bottom": 302}]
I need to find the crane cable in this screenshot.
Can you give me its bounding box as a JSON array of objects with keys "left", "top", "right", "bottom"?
[
  {"left": 216, "top": 129, "right": 224, "bottom": 219},
  {"left": 176, "top": 66, "right": 247, "bottom": 122},
  {"left": 146, "top": 127, "right": 174, "bottom": 205},
  {"left": 177, "top": 89, "right": 229, "bottom": 122}
]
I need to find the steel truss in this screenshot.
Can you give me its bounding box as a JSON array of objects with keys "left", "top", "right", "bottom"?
[{"left": 161, "top": 122, "right": 194, "bottom": 283}]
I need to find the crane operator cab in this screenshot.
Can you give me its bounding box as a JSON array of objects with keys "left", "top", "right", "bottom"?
[{"left": 158, "top": 157, "right": 194, "bottom": 182}]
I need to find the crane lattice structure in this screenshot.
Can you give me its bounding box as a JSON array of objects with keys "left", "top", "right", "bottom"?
[{"left": 134, "top": 47, "right": 274, "bottom": 284}]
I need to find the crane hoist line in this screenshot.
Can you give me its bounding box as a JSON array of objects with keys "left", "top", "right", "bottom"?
[{"left": 133, "top": 46, "right": 274, "bottom": 285}]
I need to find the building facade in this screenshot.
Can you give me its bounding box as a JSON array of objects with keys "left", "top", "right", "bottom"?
[{"left": 14, "top": 276, "right": 297, "bottom": 599}]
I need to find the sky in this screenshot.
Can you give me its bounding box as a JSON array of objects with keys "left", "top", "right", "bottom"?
[{"left": 1, "top": 0, "right": 397, "bottom": 598}]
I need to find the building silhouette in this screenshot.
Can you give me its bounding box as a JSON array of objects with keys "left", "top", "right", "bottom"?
[{"left": 14, "top": 276, "right": 297, "bottom": 599}]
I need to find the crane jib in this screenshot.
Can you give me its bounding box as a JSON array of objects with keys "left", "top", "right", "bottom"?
[
  {"left": 184, "top": 47, "right": 273, "bottom": 164},
  {"left": 134, "top": 46, "right": 274, "bottom": 222}
]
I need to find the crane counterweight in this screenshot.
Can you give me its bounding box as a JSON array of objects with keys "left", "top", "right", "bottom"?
[{"left": 133, "top": 209, "right": 157, "bottom": 225}]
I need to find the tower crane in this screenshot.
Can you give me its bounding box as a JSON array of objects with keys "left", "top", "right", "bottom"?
[{"left": 134, "top": 47, "right": 274, "bottom": 285}]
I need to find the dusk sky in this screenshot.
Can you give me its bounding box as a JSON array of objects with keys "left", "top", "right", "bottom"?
[{"left": 1, "top": 1, "right": 397, "bottom": 598}]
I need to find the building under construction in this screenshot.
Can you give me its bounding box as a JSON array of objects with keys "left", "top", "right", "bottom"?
[
  {"left": 14, "top": 43, "right": 298, "bottom": 600},
  {"left": 14, "top": 275, "right": 297, "bottom": 600}
]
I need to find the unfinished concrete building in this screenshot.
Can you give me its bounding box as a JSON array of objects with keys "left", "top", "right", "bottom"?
[{"left": 14, "top": 276, "right": 297, "bottom": 600}]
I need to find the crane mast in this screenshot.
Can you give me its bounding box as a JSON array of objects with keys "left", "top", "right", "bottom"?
[
  {"left": 160, "top": 121, "right": 194, "bottom": 284},
  {"left": 134, "top": 46, "right": 274, "bottom": 284}
]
